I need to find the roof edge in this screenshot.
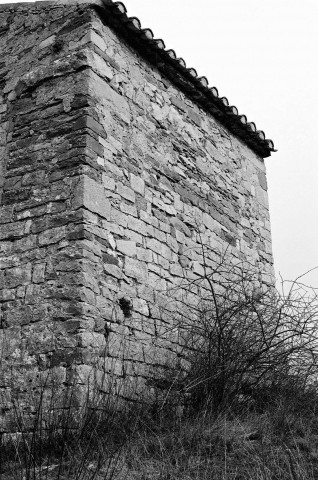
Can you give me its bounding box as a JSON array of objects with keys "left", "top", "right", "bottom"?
[
  {"left": 99, "top": 0, "right": 276, "bottom": 158},
  {"left": 0, "top": 0, "right": 276, "bottom": 157}
]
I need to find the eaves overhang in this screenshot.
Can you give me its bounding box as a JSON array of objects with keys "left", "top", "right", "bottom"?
[
  {"left": 0, "top": 0, "right": 277, "bottom": 158},
  {"left": 99, "top": 0, "right": 276, "bottom": 158}
]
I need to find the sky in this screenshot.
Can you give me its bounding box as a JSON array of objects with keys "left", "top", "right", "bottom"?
[{"left": 1, "top": 0, "right": 318, "bottom": 288}]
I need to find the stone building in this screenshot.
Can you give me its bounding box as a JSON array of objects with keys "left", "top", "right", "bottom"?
[{"left": 0, "top": 0, "right": 275, "bottom": 418}]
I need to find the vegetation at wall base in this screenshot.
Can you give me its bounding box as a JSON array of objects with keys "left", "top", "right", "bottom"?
[
  {"left": 2, "top": 398, "right": 318, "bottom": 479},
  {"left": 1, "top": 255, "right": 318, "bottom": 479}
]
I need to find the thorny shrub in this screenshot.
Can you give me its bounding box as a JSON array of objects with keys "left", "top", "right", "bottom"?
[{"left": 165, "top": 248, "right": 318, "bottom": 415}]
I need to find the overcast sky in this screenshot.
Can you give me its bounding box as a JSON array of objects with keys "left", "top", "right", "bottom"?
[{"left": 1, "top": 0, "right": 318, "bottom": 288}]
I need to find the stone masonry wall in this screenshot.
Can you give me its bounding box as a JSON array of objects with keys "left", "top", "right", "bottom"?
[
  {"left": 0, "top": 0, "right": 274, "bottom": 427},
  {"left": 0, "top": 1, "right": 117, "bottom": 428},
  {"left": 78, "top": 7, "right": 274, "bottom": 377}
]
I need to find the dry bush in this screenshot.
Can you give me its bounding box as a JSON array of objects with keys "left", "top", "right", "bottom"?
[
  {"left": 120, "top": 252, "right": 318, "bottom": 479},
  {"left": 161, "top": 249, "right": 318, "bottom": 416}
]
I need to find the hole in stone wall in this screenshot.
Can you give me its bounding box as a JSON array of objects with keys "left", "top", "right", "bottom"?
[
  {"left": 118, "top": 297, "right": 132, "bottom": 318},
  {"left": 53, "top": 39, "right": 64, "bottom": 53}
]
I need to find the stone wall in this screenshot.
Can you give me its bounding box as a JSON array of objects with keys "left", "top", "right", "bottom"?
[
  {"left": 0, "top": 0, "right": 274, "bottom": 427},
  {"left": 0, "top": 1, "right": 111, "bottom": 426}
]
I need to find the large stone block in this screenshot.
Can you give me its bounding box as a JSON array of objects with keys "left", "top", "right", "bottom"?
[
  {"left": 116, "top": 240, "right": 137, "bottom": 257},
  {"left": 73, "top": 175, "right": 111, "bottom": 220},
  {"left": 125, "top": 258, "right": 148, "bottom": 283}
]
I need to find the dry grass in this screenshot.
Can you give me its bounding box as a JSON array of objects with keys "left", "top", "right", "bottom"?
[
  {"left": 2, "top": 369, "right": 318, "bottom": 480},
  {"left": 2, "top": 256, "right": 318, "bottom": 479},
  {"left": 123, "top": 408, "right": 318, "bottom": 480}
]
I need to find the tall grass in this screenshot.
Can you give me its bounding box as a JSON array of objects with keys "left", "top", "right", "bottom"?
[
  {"left": 2, "top": 348, "right": 318, "bottom": 479},
  {"left": 1, "top": 254, "right": 318, "bottom": 479},
  {"left": 0, "top": 366, "right": 141, "bottom": 480}
]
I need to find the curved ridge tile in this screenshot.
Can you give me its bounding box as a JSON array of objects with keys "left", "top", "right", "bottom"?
[
  {"left": 248, "top": 122, "right": 257, "bottom": 132},
  {"left": 155, "top": 39, "right": 166, "bottom": 50},
  {"left": 177, "top": 58, "right": 187, "bottom": 68},
  {"left": 197, "top": 76, "right": 209, "bottom": 88},
  {"left": 209, "top": 87, "right": 219, "bottom": 97},
  {"left": 112, "top": 1, "right": 126, "bottom": 14},
  {"left": 141, "top": 28, "right": 154, "bottom": 40},
  {"left": 188, "top": 68, "right": 198, "bottom": 78},
  {"left": 127, "top": 17, "right": 142, "bottom": 30},
  {"left": 267, "top": 140, "right": 276, "bottom": 150},
  {"left": 166, "top": 49, "right": 177, "bottom": 59}
]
